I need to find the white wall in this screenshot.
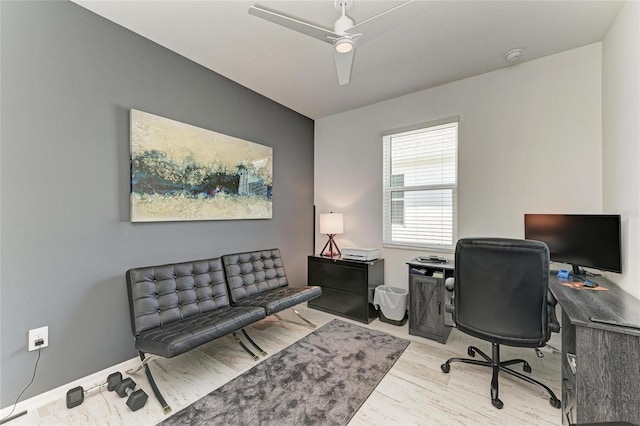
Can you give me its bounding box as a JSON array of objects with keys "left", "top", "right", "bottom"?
[
  {"left": 603, "top": 0, "right": 640, "bottom": 299},
  {"left": 315, "top": 44, "right": 603, "bottom": 290}
]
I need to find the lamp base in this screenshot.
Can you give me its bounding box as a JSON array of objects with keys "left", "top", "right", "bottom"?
[{"left": 320, "top": 234, "right": 341, "bottom": 258}]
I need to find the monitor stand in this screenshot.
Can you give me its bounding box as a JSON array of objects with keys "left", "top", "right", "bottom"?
[{"left": 567, "top": 264, "right": 585, "bottom": 281}]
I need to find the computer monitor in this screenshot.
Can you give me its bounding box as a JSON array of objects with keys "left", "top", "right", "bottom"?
[{"left": 524, "top": 214, "right": 622, "bottom": 276}]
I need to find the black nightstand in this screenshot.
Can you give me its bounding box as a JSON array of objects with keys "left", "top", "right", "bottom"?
[{"left": 307, "top": 255, "right": 384, "bottom": 323}]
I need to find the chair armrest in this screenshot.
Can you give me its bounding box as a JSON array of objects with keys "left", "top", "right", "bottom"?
[
  {"left": 444, "top": 277, "right": 455, "bottom": 314},
  {"left": 546, "top": 290, "right": 560, "bottom": 333},
  {"left": 444, "top": 277, "right": 455, "bottom": 291}
]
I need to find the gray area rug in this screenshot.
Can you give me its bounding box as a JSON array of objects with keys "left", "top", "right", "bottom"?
[{"left": 160, "top": 319, "right": 410, "bottom": 426}]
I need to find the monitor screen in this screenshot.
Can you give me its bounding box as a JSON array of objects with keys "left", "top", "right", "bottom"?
[{"left": 524, "top": 214, "right": 622, "bottom": 274}]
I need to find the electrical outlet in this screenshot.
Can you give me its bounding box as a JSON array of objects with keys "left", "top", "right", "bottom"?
[{"left": 28, "top": 326, "right": 49, "bottom": 351}]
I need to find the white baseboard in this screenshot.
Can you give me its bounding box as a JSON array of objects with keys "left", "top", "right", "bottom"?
[{"left": 0, "top": 356, "right": 140, "bottom": 418}]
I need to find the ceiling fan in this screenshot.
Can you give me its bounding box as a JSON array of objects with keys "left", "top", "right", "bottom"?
[{"left": 248, "top": 0, "right": 415, "bottom": 86}]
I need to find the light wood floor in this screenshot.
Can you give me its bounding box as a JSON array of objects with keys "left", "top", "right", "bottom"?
[{"left": 11, "top": 306, "right": 563, "bottom": 425}]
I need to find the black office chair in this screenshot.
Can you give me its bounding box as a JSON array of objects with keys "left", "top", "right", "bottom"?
[{"left": 441, "top": 238, "right": 561, "bottom": 410}]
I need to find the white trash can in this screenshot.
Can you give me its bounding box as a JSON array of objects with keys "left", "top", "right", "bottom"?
[{"left": 373, "top": 286, "right": 408, "bottom": 326}]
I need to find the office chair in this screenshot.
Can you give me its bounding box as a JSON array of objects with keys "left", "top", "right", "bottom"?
[{"left": 441, "top": 238, "right": 561, "bottom": 410}]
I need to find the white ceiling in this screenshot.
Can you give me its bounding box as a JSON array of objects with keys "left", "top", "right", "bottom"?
[{"left": 73, "top": 0, "right": 622, "bottom": 119}]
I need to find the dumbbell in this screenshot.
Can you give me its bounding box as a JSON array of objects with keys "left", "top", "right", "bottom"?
[
  {"left": 66, "top": 372, "right": 123, "bottom": 409},
  {"left": 114, "top": 378, "right": 149, "bottom": 411}
]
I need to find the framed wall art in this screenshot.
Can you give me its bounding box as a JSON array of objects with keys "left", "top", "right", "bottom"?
[{"left": 130, "top": 109, "right": 272, "bottom": 222}]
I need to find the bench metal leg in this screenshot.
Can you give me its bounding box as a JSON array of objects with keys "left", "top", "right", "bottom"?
[
  {"left": 274, "top": 309, "right": 317, "bottom": 329},
  {"left": 241, "top": 329, "right": 267, "bottom": 356},
  {"left": 139, "top": 352, "right": 171, "bottom": 414},
  {"left": 291, "top": 307, "right": 317, "bottom": 328},
  {"left": 126, "top": 353, "right": 159, "bottom": 375},
  {"left": 232, "top": 332, "right": 259, "bottom": 361}
]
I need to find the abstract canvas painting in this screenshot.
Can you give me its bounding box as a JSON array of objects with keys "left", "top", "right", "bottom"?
[{"left": 130, "top": 109, "right": 272, "bottom": 222}]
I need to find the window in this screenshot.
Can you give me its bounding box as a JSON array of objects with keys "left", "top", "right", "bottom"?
[
  {"left": 382, "top": 117, "right": 458, "bottom": 251},
  {"left": 390, "top": 174, "right": 405, "bottom": 225}
]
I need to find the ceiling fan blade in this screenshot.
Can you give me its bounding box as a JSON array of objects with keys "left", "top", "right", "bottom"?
[
  {"left": 334, "top": 49, "right": 354, "bottom": 86},
  {"left": 348, "top": 0, "right": 416, "bottom": 44},
  {"left": 249, "top": 5, "right": 338, "bottom": 44}
]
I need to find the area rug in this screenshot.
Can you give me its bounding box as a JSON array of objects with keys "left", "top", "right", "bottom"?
[{"left": 160, "top": 319, "right": 410, "bottom": 426}]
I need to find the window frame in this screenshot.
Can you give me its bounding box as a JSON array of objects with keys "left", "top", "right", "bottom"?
[{"left": 382, "top": 116, "right": 459, "bottom": 252}]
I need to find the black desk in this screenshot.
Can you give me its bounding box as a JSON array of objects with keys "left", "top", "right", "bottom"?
[
  {"left": 549, "top": 275, "right": 640, "bottom": 426},
  {"left": 404, "top": 259, "right": 640, "bottom": 425}
]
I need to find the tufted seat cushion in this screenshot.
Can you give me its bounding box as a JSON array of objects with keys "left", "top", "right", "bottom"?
[
  {"left": 126, "top": 257, "right": 265, "bottom": 358},
  {"left": 231, "top": 286, "right": 322, "bottom": 315},
  {"left": 135, "top": 305, "right": 265, "bottom": 358},
  {"left": 222, "top": 249, "right": 321, "bottom": 314}
]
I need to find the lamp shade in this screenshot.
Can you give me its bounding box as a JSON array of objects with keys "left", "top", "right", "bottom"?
[{"left": 319, "top": 213, "right": 343, "bottom": 235}]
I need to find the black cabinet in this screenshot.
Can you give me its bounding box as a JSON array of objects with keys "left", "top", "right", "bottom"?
[
  {"left": 307, "top": 256, "right": 384, "bottom": 324},
  {"left": 407, "top": 261, "right": 454, "bottom": 344}
]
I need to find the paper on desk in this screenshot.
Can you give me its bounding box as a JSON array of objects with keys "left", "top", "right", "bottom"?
[{"left": 560, "top": 282, "right": 609, "bottom": 291}]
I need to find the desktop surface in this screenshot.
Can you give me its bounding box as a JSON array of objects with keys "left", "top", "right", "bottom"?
[
  {"left": 407, "top": 258, "right": 455, "bottom": 270},
  {"left": 549, "top": 274, "right": 640, "bottom": 336}
]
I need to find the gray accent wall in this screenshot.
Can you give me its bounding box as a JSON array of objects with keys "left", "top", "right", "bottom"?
[{"left": 0, "top": 1, "right": 314, "bottom": 407}]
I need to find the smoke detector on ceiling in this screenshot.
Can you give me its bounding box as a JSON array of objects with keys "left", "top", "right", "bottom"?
[{"left": 504, "top": 48, "right": 524, "bottom": 63}]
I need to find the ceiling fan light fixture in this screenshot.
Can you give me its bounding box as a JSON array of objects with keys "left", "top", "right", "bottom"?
[
  {"left": 335, "top": 37, "right": 353, "bottom": 53},
  {"left": 249, "top": 0, "right": 415, "bottom": 85}
]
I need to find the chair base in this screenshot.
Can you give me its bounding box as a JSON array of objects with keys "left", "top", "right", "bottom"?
[{"left": 441, "top": 343, "right": 561, "bottom": 410}]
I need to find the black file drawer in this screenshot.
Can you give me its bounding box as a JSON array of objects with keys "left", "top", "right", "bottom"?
[
  {"left": 309, "top": 261, "right": 367, "bottom": 295},
  {"left": 307, "top": 256, "right": 384, "bottom": 324},
  {"left": 308, "top": 287, "right": 372, "bottom": 323}
]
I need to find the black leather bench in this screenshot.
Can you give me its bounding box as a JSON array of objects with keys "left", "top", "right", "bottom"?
[
  {"left": 125, "top": 249, "right": 321, "bottom": 414},
  {"left": 222, "top": 249, "right": 322, "bottom": 325},
  {"left": 126, "top": 257, "right": 266, "bottom": 414}
]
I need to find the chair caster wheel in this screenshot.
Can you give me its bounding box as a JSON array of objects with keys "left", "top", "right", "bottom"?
[
  {"left": 441, "top": 363, "right": 450, "bottom": 373},
  {"left": 550, "top": 398, "right": 561, "bottom": 409},
  {"left": 467, "top": 347, "right": 476, "bottom": 357},
  {"left": 523, "top": 363, "right": 532, "bottom": 373},
  {"left": 492, "top": 398, "right": 504, "bottom": 409}
]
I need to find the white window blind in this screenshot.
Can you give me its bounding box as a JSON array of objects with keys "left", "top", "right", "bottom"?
[{"left": 382, "top": 119, "right": 458, "bottom": 251}]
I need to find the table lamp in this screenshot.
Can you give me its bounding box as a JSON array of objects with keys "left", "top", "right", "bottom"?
[{"left": 319, "top": 212, "right": 343, "bottom": 257}]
